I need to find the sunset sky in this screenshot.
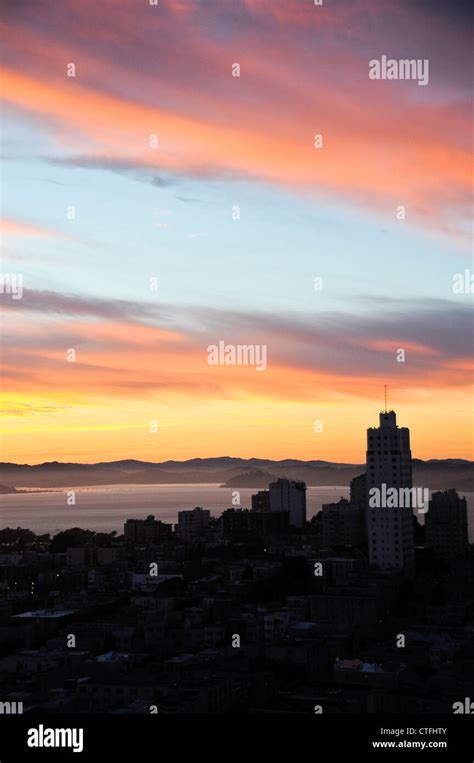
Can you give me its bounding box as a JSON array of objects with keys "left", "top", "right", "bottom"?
[{"left": 1, "top": 0, "right": 472, "bottom": 464}]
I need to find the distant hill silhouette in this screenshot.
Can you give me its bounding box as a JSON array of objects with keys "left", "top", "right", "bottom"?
[
  {"left": 222, "top": 469, "right": 277, "bottom": 488},
  {"left": 0, "top": 458, "right": 472, "bottom": 491},
  {"left": 0, "top": 484, "right": 17, "bottom": 494}
]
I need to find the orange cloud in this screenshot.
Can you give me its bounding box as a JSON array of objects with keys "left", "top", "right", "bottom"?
[
  {"left": 0, "top": 63, "right": 470, "bottom": 238},
  {"left": 1, "top": 307, "right": 471, "bottom": 410},
  {"left": 0, "top": 217, "right": 65, "bottom": 239}
]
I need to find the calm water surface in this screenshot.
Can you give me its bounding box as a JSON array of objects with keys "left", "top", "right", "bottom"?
[{"left": 1, "top": 484, "right": 472, "bottom": 540}]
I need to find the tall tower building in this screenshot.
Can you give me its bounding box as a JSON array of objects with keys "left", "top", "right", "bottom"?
[
  {"left": 269, "top": 478, "right": 306, "bottom": 528},
  {"left": 366, "top": 410, "right": 414, "bottom": 576}
]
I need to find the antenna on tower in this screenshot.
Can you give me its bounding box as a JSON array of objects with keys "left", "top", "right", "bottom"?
[{"left": 384, "top": 384, "right": 388, "bottom": 413}]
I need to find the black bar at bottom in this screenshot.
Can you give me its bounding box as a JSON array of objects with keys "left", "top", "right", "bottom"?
[{"left": 0, "top": 714, "right": 472, "bottom": 761}]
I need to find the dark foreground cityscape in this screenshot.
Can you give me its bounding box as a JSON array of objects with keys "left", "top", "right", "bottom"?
[{"left": 0, "top": 409, "right": 472, "bottom": 718}]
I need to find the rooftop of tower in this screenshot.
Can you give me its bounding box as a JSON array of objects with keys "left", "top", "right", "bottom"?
[{"left": 366, "top": 410, "right": 399, "bottom": 430}]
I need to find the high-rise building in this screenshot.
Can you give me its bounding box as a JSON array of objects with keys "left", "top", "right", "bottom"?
[
  {"left": 350, "top": 473, "right": 366, "bottom": 507},
  {"left": 124, "top": 515, "right": 172, "bottom": 543},
  {"left": 426, "top": 489, "right": 469, "bottom": 564},
  {"left": 367, "top": 410, "right": 412, "bottom": 489},
  {"left": 251, "top": 490, "right": 270, "bottom": 512},
  {"left": 366, "top": 410, "right": 414, "bottom": 576},
  {"left": 322, "top": 498, "right": 365, "bottom": 548},
  {"left": 177, "top": 507, "right": 210, "bottom": 542},
  {"left": 222, "top": 508, "right": 289, "bottom": 537},
  {"left": 269, "top": 478, "right": 306, "bottom": 528}
]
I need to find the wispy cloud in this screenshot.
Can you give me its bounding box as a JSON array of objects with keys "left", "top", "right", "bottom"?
[{"left": 1, "top": 0, "right": 471, "bottom": 239}]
